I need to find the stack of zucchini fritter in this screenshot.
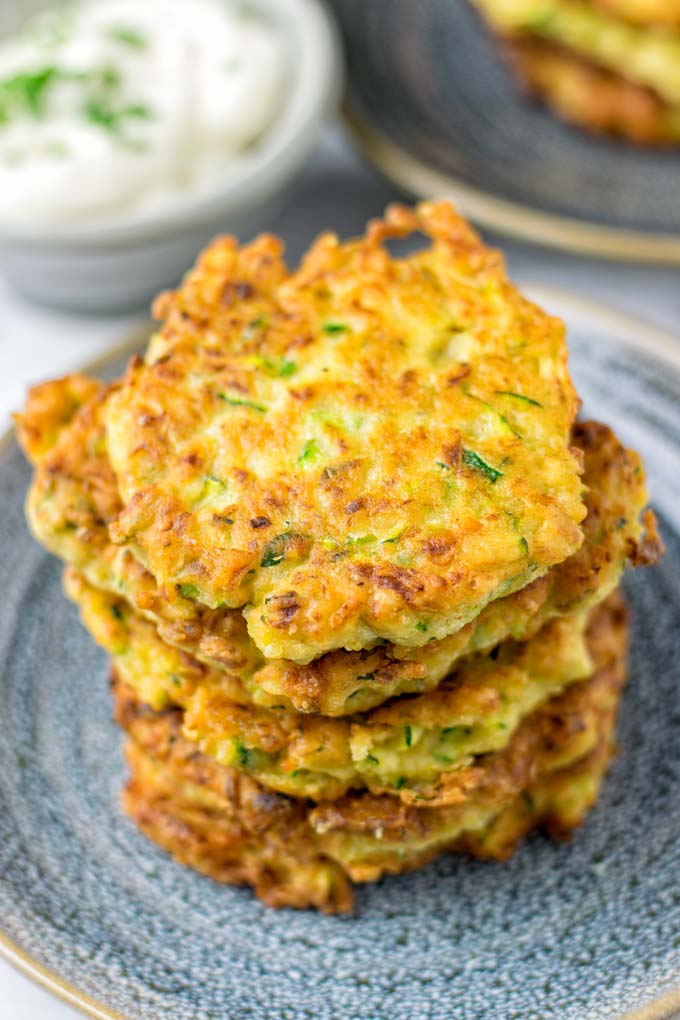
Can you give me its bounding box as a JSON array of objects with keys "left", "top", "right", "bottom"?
[
  {"left": 17, "top": 201, "right": 662, "bottom": 911},
  {"left": 472, "top": 0, "right": 680, "bottom": 145}
]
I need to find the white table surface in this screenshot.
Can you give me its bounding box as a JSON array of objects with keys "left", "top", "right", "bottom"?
[{"left": 1, "top": 126, "right": 678, "bottom": 1020}]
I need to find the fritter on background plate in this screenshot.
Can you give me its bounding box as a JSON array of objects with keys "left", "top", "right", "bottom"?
[
  {"left": 472, "top": 0, "right": 680, "bottom": 144},
  {"left": 507, "top": 36, "right": 680, "bottom": 145}
]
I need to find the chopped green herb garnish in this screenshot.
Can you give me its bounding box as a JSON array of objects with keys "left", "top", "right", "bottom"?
[
  {"left": 497, "top": 722, "right": 508, "bottom": 730},
  {"left": 234, "top": 741, "right": 257, "bottom": 769},
  {"left": 433, "top": 752, "right": 454, "bottom": 765},
  {"left": 495, "top": 390, "right": 543, "bottom": 408},
  {"left": 0, "top": 66, "right": 58, "bottom": 118},
  {"left": 261, "top": 550, "right": 285, "bottom": 568},
  {"left": 81, "top": 98, "right": 113, "bottom": 130},
  {"left": 203, "top": 474, "right": 227, "bottom": 492},
  {"left": 298, "top": 439, "right": 321, "bottom": 464},
  {"left": 109, "top": 26, "right": 147, "bottom": 48},
  {"left": 404, "top": 725, "right": 412, "bottom": 747},
  {"left": 415, "top": 621, "right": 428, "bottom": 633},
  {"left": 218, "top": 393, "right": 267, "bottom": 413},
  {"left": 177, "top": 583, "right": 200, "bottom": 599},
  {"left": 110, "top": 604, "right": 123, "bottom": 621},
  {"left": 83, "top": 98, "right": 151, "bottom": 134},
  {"left": 99, "top": 65, "right": 122, "bottom": 88},
  {"left": 322, "top": 322, "right": 348, "bottom": 334},
  {"left": 380, "top": 534, "right": 401, "bottom": 544},
  {"left": 395, "top": 776, "right": 406, "bottom": 790},
  {"left": 357, "top": 673, "right": 376, "bottom": 682},
  {"left": 435, "top": 460, "right": 450, "bottom": 470},
  {"left": 347, "top": 534, "right": 376, "bottom": 547},
  {"left": 506, "top": 510, "right": 529, "bottom": 555},
  {"left": 462, "top": 448, "right": 503, "bottom": 483},
  {"left": 278, "top": 360, "right": 296, "bottom": 377},
  {"left": 365, "top": 753, "right": 379, "bottom": 765},
  {"left": 462, "top": 388, "right": 521, "bottom": 438},
  {"left": 260, "top": 532, "right": 293, "bottom": 568},
  {"left": 442, "top": 725, "right": 472, "bottom": 736}
]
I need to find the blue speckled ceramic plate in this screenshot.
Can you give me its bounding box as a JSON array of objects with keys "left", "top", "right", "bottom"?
[
  {"left": 331, "top": 0, "right": 680, "bottom": 263},
  {"left": 1, "top": 293, "right": 680, "bottom": 1020}
]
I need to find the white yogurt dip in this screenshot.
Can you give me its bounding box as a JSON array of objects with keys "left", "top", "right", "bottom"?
[{"left": 0, "top": 0, "right": 287, "bottom": 224}]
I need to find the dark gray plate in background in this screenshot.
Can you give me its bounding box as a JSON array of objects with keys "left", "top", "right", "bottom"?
[
  {"left": 1, "top": 294, "right": 680, "bottom": 1020},
  {"left": 332, "top": 0, "right": 680, "bottom": 262}
]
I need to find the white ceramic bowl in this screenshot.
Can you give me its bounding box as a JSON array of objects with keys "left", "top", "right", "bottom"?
[{"left": 0, "top": 0, "right": 342, "bottom": 312}]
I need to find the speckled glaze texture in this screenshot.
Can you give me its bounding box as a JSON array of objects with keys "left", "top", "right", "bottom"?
[
  {"left": 1, "top": 314, "right": 680, "bottom": 1020},
  {"left": 331, "top": 0, "right": 680, "bottom": 233}
]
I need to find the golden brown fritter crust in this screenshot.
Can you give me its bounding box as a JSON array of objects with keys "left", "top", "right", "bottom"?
[
  {"left": 306, "top": 591, "right": 627, "bottom": 874},
  {"left": 118, "top": 594, "right": 628, "bottom": 910},
  {"left": 123, "top": 738, "right": 353, "bottom": 913},
  {"left": 506, "top": 35, "right": 680, "bottom": 145},
  {"left": 14, "top": 374, "right": 102, "bottom": 465},
  {"left": 23, "top": 369, "right": 658, "bottom": 715},
  {"left": 105, "top": 201, "right": 585, "bottom": 662},
  {"left": 71, "top": 569, "right": 595, "bottom": 802}
]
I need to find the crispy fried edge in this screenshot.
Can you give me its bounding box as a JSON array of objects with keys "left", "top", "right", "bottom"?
[
  {"left": 106, "top": 199, "right": 585, "bottom": 662},
  {"left": 117, "top": 594, "right": 628, "bottom": 910},
  {"left": 38, "top": 377, "right": 658, "bottom": 717}
]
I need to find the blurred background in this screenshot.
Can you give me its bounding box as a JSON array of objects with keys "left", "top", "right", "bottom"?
[{"left": 0, "top": 0, "right": 679, "bottom": 429}]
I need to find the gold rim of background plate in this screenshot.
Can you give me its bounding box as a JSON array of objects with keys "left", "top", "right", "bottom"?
[
  {"left": 345, "top": 107, "right": 680, "bottom": 265},
  {"left": 1, "top": 301, "right": 680, "bottom": 1020}
]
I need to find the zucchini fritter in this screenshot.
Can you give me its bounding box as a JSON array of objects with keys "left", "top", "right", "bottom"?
[
  {"left": 474, "top": 0, "right": 680, "bottom": 105},
  {"left": 104, "top": 201, "right": 586, "bottom": 662},
  {"left": 21, "top": 373, "right": 659, "bottom": 714},
  {"left": 13, "top": 201, "right": 660, "bottom": 916},
  {"left": 67, "top": 565, "right": 595, "bottom": 803},
  {"left": 15, "top": 373, "right": 101, "bottom": 464},
  {"left": 119, "top": 593, "right": 627, "bottom": 911},
  {"left": 506, "top": 36, "right": 680, "bottom": 144},
  {"left": 20, "top": 374, "right": 659, "bottom": 715},
  {"left": 473, "top": 0, "right": 680, "bottom": 144}
]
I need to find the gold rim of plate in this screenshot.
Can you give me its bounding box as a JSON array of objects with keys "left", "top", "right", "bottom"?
[
  {"left": 1, "top": 300, "right": 679, "bottom": 1020},
  {"left": 345, "top": 107, "right": 680, "bottom": 265}
]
